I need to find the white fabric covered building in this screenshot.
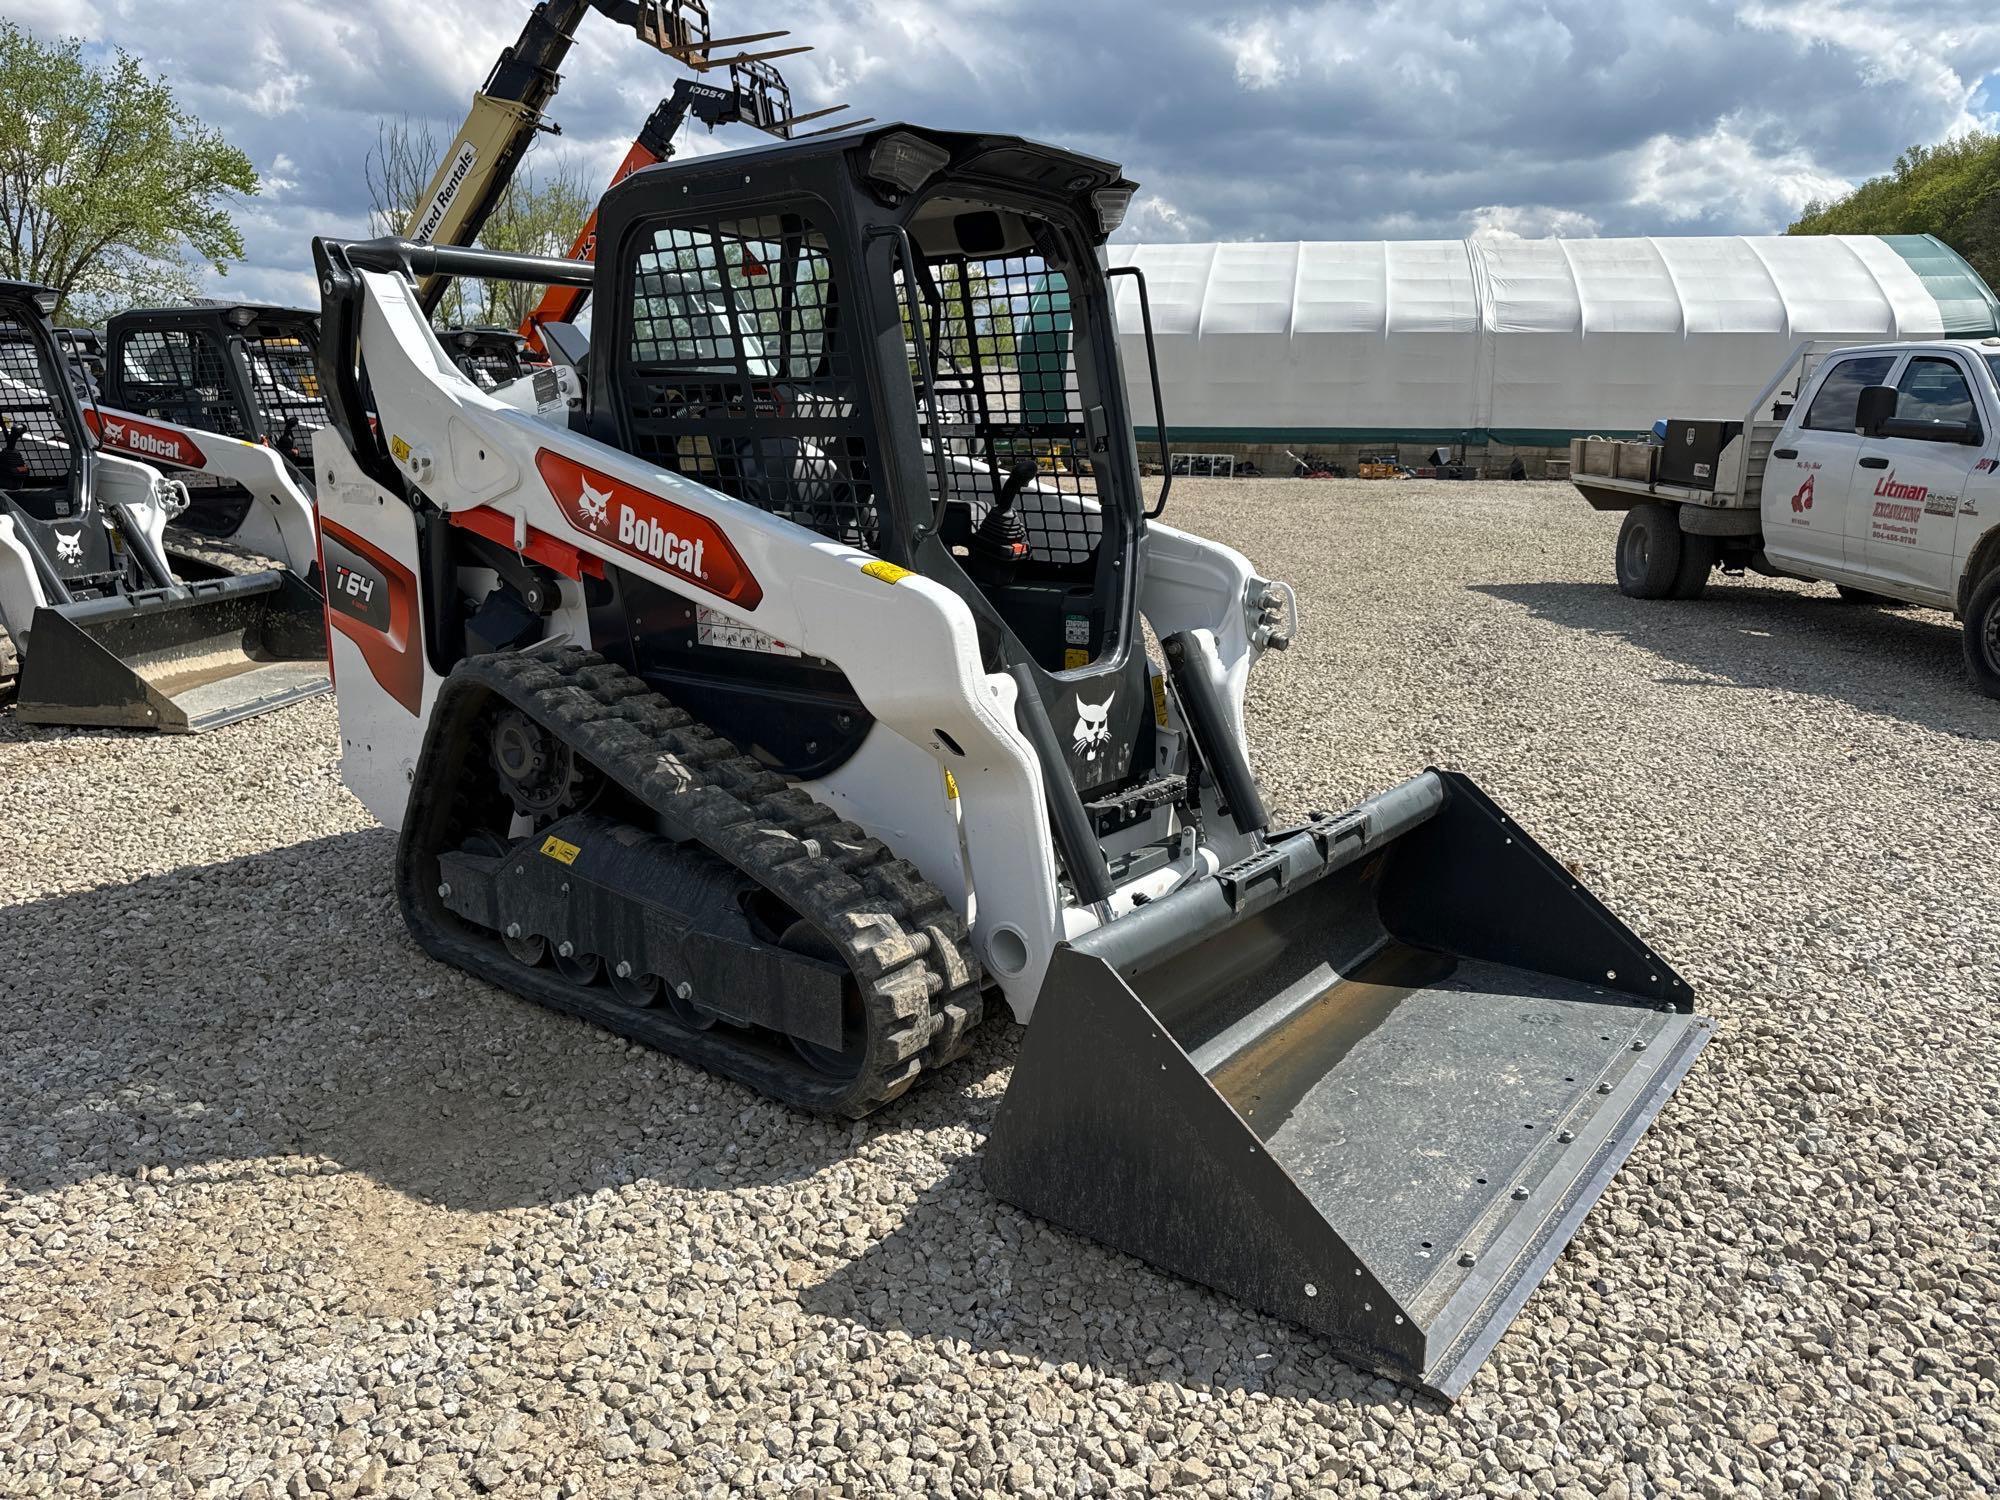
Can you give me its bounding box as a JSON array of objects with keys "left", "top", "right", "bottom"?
[{"left": 1106, "top": 235, "right": 2000, "bottom": 446}]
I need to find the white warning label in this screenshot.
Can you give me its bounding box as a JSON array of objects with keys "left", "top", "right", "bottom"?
[{"left": 696, "top": 605, "right": 801, "bottom": 657}]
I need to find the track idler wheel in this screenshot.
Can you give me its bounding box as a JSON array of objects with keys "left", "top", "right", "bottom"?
[{"left": 490, "top": 708, "right": 584, "bottom": 819}]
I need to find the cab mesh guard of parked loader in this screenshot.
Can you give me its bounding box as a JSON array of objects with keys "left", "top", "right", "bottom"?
[{"left": 310, "top": 124, "right": 1711, "bottom": 1398}]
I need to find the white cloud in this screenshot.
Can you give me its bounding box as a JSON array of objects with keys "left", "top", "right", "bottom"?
[
  {"left": 1122, "top": 194, "right": 1201, "bottom": 242},
  {"left": 1742, "top": 2, "right": 2000, "bottom": 133},
  {"left": 1466, "top": 205, "right": 1602, "bottom": 243},
  {"left": 1630, "top": 116, "right": 1853, "bottom": 226},
  {"left": 1227, "top": 21, "right": 1295, "bottom": 91}
]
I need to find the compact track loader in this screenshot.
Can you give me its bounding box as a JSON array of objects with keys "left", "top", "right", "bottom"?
[
  {"left": 312, "top": 125, "right": 1710, "bottom": 1397},
  {"left": 94, "top": 303, "right": 330, "bottom": 585},
  {"left": 0, "top": 284, "right": 327, "bottom": 730}
]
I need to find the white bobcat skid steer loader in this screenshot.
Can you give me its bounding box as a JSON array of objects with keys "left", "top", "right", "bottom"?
[
  {"left": 0, "top": 283, "right": 327, "bottom": 731},
  {"left": 92, "top": 303, "right": 329, "bottom": 584},
  {"left": 311, "top": 126, "right": 1710, "bottom": 1397}
]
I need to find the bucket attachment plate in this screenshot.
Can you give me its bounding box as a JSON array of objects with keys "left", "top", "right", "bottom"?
[
  {"left": 985, "top": 771, "right": 1711, "bottom": 1399},
  {"left": 15, "top": 570, "right": 329, "bottom": 732}
]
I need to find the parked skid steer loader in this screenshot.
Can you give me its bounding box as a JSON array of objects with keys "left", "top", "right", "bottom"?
[
  {"left": 94, "top": 303, "right": 329, "bottom": 585},
  {"left": 0, "top": 283, "right": 327, "bottom": 731},
  {"left": 312, "top": 126, "right": 1711, "bottom": 1397}
]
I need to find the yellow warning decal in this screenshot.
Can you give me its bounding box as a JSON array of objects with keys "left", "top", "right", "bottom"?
[
  {"left": 389, "top": 434, "right": 412, "bottom": 464},
  {"left": 1064, "top": 648, "right": 1090, "bottom": 670},
  {"left": 1150, "top": 673, "right": 1170, "bottom": 727},
  {"left": 861, "top": 560, "right": 914, "bottom": 585},
  {"left": 540, "top": 835, "right": 581, "bottom": 865},
  {"left": 943, "top": 768, "right": 960, "bottom": 801}
]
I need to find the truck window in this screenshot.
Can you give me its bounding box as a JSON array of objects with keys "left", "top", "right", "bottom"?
[
  {"left": 1804, "top": 355, "right": 1896, "bottom": 433},
  {"left": 1893, "top": 357, "right": 1978, "bottom": 438}
]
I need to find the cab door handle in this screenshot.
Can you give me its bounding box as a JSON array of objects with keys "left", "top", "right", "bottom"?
[
  {"left": 1772, "top": 448, "right": 1798, "bottom": 459},
  {"left": 1858, "top": 456, "right": 1890, "bottom": 469}
]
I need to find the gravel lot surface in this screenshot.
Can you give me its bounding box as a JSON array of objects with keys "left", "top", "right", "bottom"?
[{"left": 3, "top": 478, "right": 1997, "bottom": 1498}]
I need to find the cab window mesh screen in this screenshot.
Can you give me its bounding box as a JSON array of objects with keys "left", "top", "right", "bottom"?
[
  {"left": 118, "top": 329, "right": 249, "bottom": 439},
  {"left": 624, "top": 214, "right": 876, "bottom": 549},
  {"left": 907, "top": 255, "right": 1101, "bottom": 566},
  {"left": 0, "top": 318, "right": 75, "bottom": 486},
  {"left": 243, "top": 334, "right": 331, "bottom": 453}
]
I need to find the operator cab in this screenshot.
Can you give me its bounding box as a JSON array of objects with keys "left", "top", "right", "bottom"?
[
  {"left": 104, "top": 303, "right": 329, "bottom": 476},
  {"left": 0, "top": 284, "right": 86, "bottom": 520},
  {"left": 584, "top": 124, "right": 1157, "bottom": 797},
  {"left": 0, "top": 282, "right": 125, "bottom": 596}
]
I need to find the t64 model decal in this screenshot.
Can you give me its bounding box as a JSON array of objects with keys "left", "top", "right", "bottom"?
[
  {"left": 535, "top": 449, "right": 763, "bottom": 610},
  {"left": 320, "top": 518, "right": 421, "bottom": 716}
]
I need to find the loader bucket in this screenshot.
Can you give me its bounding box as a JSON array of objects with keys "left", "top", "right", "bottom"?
[
  {"left": 985, "top": 770, "right": 1711, "bottom": 1399},
  {"left": 14, "top": 570, "right": 329, "bottom": 732}
]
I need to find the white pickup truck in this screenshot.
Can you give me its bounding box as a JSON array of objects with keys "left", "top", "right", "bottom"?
[{"left": 1572, "top": 337, "right": 2000, "bottom": 697}]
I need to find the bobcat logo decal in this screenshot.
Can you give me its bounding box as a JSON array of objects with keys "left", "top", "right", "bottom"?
[
  {"left": 1072, "top": 694, "right": 1114, "bottom": 760},
  {"left": 576, "top": 477, "right": 613, "bottom": 530},
  {"left": 101, "top": 418, "right": 125, "bottom": 444},
  {"left": 55, "top": 529, "right": 83, "bottom": 565}
]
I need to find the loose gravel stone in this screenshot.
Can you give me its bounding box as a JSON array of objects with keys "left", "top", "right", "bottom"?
[{"left": 1, "top": 478, "right": 1995, "bottom": 1498}]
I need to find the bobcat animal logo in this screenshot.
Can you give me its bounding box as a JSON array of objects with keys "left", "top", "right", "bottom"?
[
  {"left": 1072, "top": 694, "right": 1114, "bottom": 759},
  {"left": 1791, "top": 474, "right": 1814, "bottom": 513},
  {"left": 577, "top": 477, "right": 613, "bottom": 530},
  {"left": 55, "top": 529, "right": 82, "bottom": 565},
  {"left": 101, "top": 419, "right": 125, "bottom": 444}
]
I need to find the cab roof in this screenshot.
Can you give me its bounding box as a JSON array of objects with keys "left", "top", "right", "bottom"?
[{"left": 606, "top": 122, "right": 1134, "bottom": 240}]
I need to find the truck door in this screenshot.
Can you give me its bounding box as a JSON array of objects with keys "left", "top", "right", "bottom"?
[
  {"left": 1855, "top": 352, "right": 1987, "bottom": 604},
  {"left": 1763, "top": 351, "right": 1896, "bottom": 574}
]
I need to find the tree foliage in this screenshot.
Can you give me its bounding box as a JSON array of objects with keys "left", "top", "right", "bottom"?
[
  {"left": 365, "top": 116, "right": 590, "bottom": 328},
  {"left": 0, "top": 21, "right": 259, "bottom": 320},
  {"left": 1789, "top": 133, "right": 2000, "bottom": 292}
]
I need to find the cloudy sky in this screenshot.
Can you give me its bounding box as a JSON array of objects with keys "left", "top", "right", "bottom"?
[{"left": 11, "top": 0, "right": 2000, "bottom": 304}]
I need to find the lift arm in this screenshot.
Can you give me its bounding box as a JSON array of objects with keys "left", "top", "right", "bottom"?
[{"left": 403, "top": 0, "right": 808, "bottom": 313}]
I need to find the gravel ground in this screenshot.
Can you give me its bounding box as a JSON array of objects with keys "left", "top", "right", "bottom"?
[{"left": 3, "top": 477, "right": 1997, "bottom": 1498}]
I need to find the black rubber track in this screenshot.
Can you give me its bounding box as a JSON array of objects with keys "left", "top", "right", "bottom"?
[{"left": 397, "top": 643, "right": 985, "bottom": 1117}]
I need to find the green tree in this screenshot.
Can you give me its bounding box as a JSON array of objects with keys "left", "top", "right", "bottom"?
[
  {"left": 474, "top": 157, "right": 592, "bottom": 327},
  {"left": 364, "top": 116, "right": 590, "bottom": 328},
  {"left": 1789, "top": 133, "right": 2000, "bottom": 292},
  {"left": 0, "top": 21, "right": 259, "bottom": 320}
]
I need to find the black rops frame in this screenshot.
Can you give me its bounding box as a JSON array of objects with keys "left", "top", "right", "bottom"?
[
  {"left": 103, "top": 305, "right": 321, "bottom": 451},
  {"left": 588, "top": 125, "right": 1164, "bottom": 821},
  {"left": 0, "top": 281, "right": 105, "bottom": 599}
]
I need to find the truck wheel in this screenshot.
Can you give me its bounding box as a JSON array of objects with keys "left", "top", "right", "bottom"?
[
  {"left": 1671, "top": 533, "right": 1715, "bottom": 600},
  {"left": 1963, "top": 568, "right": 2000, "bottom": 699},
  {"left": 1835, "top": 584, "right": 1892, "bottom": 606},
  {"left": 1615, "top": 504, "right": 1682, "bottom": 599}
]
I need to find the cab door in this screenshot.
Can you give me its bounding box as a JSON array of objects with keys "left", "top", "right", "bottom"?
[
  {"left": 1856, "top": 352, "right": 1988, "bottom": 603},
  {"left": 1763, "top": 351, "right": 1897, "bottom": 574}
]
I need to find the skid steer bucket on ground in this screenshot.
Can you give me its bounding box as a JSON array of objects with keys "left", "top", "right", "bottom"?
[
  {"left": 986, "top": 770, "right": 1711, "bottom": 1399},
  {"left": 15, "top": 569, "right": 329, "bottom": 732}
]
